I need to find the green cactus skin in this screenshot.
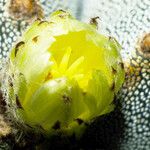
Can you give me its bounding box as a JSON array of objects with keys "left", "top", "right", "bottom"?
[{"left": 5, "top": 10, "right": 125, "bottom": 137}]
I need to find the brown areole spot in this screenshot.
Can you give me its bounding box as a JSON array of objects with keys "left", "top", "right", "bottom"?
[
  {"left": 62, "top": 95, "right": 71, "bottom": 104},
  {"left": 8, "top": 0, "right": 44, "bottom": 21},
  {"left": 38, "top": 21, "right": 49, "bottom": 26},
  {"left": 90, "top": 16, "right": 100, "bottom": 28},
  {"left": 137, "top": 33, "right": 150, "bottom": 58},
  {"left": 15, "top": 41, "right": 25, "bottom": 56},
  {"left": 16, "top": 95, "right": 23, "bottom": 109},
  {"left": 8, "top": 76, "right": 13, "bottom": 87},
  {"left": 32, "top": 36, "right": 39, "bottom": 42},
  {"left": 111, "top": 67, "right": 117, "bottom": 74},
  {"left": 75, "top": 118, "right": 84, "bottom": 125},
  {"left": 36, "top": 18, "right": 41, "bottom": 21},
  {"left": 82, "top": 91, "right": 87, "bottom": 95},
  {"left": 108, "top": 36, "right": 113, "bottom": 41},
  {"left": 45, "top": 72, "right": 53, "bottom": 81},
  {"left": 58, "top": 9, "right": 66, "bottom": 13},
  {"left": 52, "top": 121, "right": 61, "bottom": 130},
  {"left": 119, "top": 62, "right": 124, "bottom": 69},
  {"left": 110, "top": 82, "right": 115, "bottom": 91}
]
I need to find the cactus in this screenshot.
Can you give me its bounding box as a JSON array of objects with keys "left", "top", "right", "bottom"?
[{"left": 4, "top": 10, "right": 125, "bottom": 137}]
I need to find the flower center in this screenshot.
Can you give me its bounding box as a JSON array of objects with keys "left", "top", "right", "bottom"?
[{"left": 50, "top": 47, "right": 88, "bottom": 89}]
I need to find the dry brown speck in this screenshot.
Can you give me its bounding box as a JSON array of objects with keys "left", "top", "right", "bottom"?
[
  {"left": 136, "top": 33, "right": 150, "bottom": 58},
  {"left": 7, "top": 0, "right": 43, "bottom": 21},
  {"left": 112, "top": 67, "right": 117, "bottom": 74},
  {"left": 45, "top": 73, "right": 53, "bottom": 81},
  {"left": 32, "top": 36, "right": 39, "bottom": 42},
  {"left": 90, "top": 16, "right": 100, "bottom": 28},
  {"left": 75, "top": 118, "right": 84, "bottom": 125},
  {"left": 62, "top": 95, "right": 71, "bottom": 104},
  {"left": 16, "top": 95, "right": 23, "bottom": 109},
  {"left": 52, "top": 121, "right": 61, "bottom": 130},
  {"left": 38, "top": 21, "right": 49, "bottom": 26},
  {"left": 110, "top": 82, "right": 115, "bottom": 91},
  {"left": 119, "top": 62, "right": 124, "bottom": 69},
  {"left": 15, "top": 41, "right": 25, "bottom": 56}
]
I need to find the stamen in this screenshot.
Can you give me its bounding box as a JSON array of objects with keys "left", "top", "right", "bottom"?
[
  {"left": 50, "top": 57, "right": 60, "bottom": 77},
  {"left": 49, "top": 47, "right": 86, "bottom": 88},
  {"left": 59, "top": 47, "right": 72, "bottom": 73},
  {"left": 66, "top": 56, "right": 85, "bottom": 76}
]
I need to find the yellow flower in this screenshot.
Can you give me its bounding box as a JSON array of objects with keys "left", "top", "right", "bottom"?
[{"left": 6, "top": 10, "right": 125, "bottom": 137}]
